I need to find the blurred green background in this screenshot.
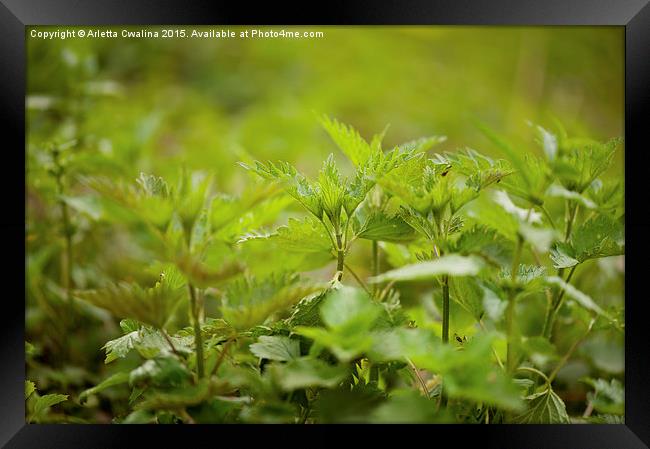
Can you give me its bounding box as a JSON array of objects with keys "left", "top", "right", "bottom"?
[{"left": 27, "top": 25, "right": 624, "bottom": 190}]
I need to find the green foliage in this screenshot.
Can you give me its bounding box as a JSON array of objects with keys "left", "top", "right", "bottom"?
[
  {"left": 267, "top": 358, "right": 348, "bottom": 391},
  {"left": 369, "top": 255, "right": 484, "bottom": 283},
  {"left": 582, "top": 377, "right": 624, "bottom": 416},
  {"left": 27, "top": 102, "right": 623, "bottom": 424},
  {"left": 249, "top": 336, "right": 300, "bottom": 362},
  {"left": 26, "top": 380, "right": 69, "bottom": 423},
  {"left": 550, "top": 214, "right": 624, "bottom": 268},
  {"left": 295, "top": 286, "right": 383, "bottom": 362},
  {"left": 220, "top": 273, "right": 326, "bottom": 330},
  {"left": 514, "top": 387, "right": 570, "bottom": 424},
  {"left": 75, "top": 275, "right": 185, "bottom": 329}
]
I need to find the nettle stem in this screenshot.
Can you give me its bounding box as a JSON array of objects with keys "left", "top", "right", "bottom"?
[
  {"left": 441, "top": 275, "right": 450, "bottom": 344},
  {"left": 541, "top": 265, "right": 577, "bottom": 339},
  {"left": 542, "top": 201, "right": 580, "bottom": 339},
  {"left": 506, "top": 234, "right": 524, "bottom": 373},
  {"left": 188, "top": 283, "right": 205, "bottom": 378},
  {"left": 335, "top": 232, "right": 345, "bottom": 279}
]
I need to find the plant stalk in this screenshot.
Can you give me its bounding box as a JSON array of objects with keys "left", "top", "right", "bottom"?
[
  {"left": 541, "top": 265, "right": 577, "bottom": 339},
  {"left": 335, "top": 232, "right": 344, "bottom": 279},
  {"left": 210, "top": 338, "right": 233, "bottom": 377},
  {"left": 506, "top": 234, "right": 524, "bottom": 373},
  {"left": 442, "top": 275, "right": 450, "bottom": 344},
  {"left": 188, "top": 283, "right": 205, "bottom": 378},
  {"left": 541, "top": 201, "right": 580, "bottom": 339},
  {"left": 547, "top": 319, "right": 595, "bottom": 385}
]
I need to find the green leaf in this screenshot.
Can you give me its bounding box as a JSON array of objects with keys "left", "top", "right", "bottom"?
[
  {"left": 268, "top": 358, "right": 347, "bottom": 391},
  {"left": 582, "top": 377, "right": 624, "bottom": 415},
  {"left": 369, "top": 255, "right": 484, "bottom": 283},
  {"left": 514, "top": 387, "right": 570, "bottom": 423},
  {"left": 240, "top": 160, "right": 323, "bottom": 219},
  {"left": 545, "top": 276, "right": 615, "bottom": 323},
  {"left": 396, "top": 136, "right": 447, "bottom": 153},
  {"left": 550, "top": 243, "right": 580, "bottom": 269},
  {"left": 318, "top": 153, "right": 346, "bottom": 223},
  {"left": 79, "top": 372, "right": 130, "bottom": 404},
  {"left": 448, "top": 277, "right": 484, "bottom": 321},
  {"left": 189, "top": 207, "right": 211, "bottom": 254},
  {"left": 25, "top": 381, "right": 36, "bottom": 400},
  {"left": 175, "top": 253, "right": 243, "bottom": 289},
  {"left": 498, "top": 264, "right": 547, "bottom": 297},
  {"left": 481, "top": 284, "right": 507, "bottom": 321},
  {"left": 120, "top": 318, "right": 141, "bottom": 333},
  {"left": 571, "top": 214, "right": 625, "bottom": 262},
  {"left": 442, "top": 149, "right": 514, "bottom": 192},
  {"left": 75, "top": 275, "right": 185, "bottom": 329},
  {"left": 135, "top": 379, "right": 220, "bottom": 410},
  {"left": 546, "top": 184, "right": 596, "bottom": 209},
  {"left": 440, "top": 337, "right": 524, "bottom": 411},
  {"left": 519, "top": 223, "right": 559, "bottom": 253},
  {"left": 221, "top": 273, "right": 325, "bottom": 330},
  {"left": 320, "top": 286, "right": 381, "bottom": 330},
  {"left": 254, "top": 216, "right": 333, "bottom": 253},
  {"left": 586, "top": 179, "right": 623, "bottom": 215},
  {"left": 103, "top": 326, "right": 191, "bottom": 363},
  {"left": 213, "top": 193, "right": 292, "bottom": 243},
  {"left": 476, "top": 122, "right": 531, "bottom": 188},
  {"left": 320, "top": 115, "right": 373, "bottom": 166},
  {"left": 353, "top": 209, "right": 417, "bottom": 243},
  {"left": 285, "top": 288, "right": 330, "bottom": 328},
  {"left": 492, "top": 191, "right": 542, "bottom": 224},
  {"left": 103, "top": 331, "right": 140, "bottom": 364},
  {"left": 295, "top": 287, "right": 382, "bottom": 362},
  {"left": 553, "top": 138, "right": 620, "bottom": 193},
  {"left": 210, "top": 182, "right": 284, "bottom": 234},
  {"left": 370, "top": 329, "right": 523, "bottom": 410},
  {"left": 531, "top": 123, "right": 558, "bottom": 161},
  {"left": 129, "top": 356, "right": 191, "bottom": 388},
  {"left": 314, "top": 384, "right": 386, "bottom": 423},
  {"left": 369, "top": 390, "right": 452, "bottom": 423},
  {"left": 33, "top": 394, "right": 68, "bottom": 417},
  {"left": 136, "top": 172, "right": 170, "bottom": 197},
  {"left": 249, "top": 336, "right": 300, "bottom": 362}
]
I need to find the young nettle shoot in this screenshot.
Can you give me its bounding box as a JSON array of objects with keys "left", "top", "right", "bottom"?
[{"left": 240, "top": 119, "right": 417, "bottom": 282}]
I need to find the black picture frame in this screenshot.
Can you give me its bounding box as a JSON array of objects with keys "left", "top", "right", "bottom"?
[{"left": 3, "top": 0, "right": 649, "bottom": 447}]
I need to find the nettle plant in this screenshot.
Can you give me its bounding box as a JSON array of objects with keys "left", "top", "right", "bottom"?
[{"left": 29, "top": 117, "right": 624, "bottom": 424}]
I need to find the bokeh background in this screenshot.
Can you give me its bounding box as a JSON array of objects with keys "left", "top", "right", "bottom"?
[
  {"left": 26, "top": 26, "right": 624, "bottom": 421},
  {"left": 27, "top": 26, "right": 624, "bottom": 187}
]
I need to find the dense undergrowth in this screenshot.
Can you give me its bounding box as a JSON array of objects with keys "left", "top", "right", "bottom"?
[{"left": 26, "top": 111, "right": 624, "bottom": 424}]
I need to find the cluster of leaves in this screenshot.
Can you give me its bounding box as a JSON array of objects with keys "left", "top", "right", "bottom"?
[{"left": 26, "top": 116, "right": 624, "bottom": 424}]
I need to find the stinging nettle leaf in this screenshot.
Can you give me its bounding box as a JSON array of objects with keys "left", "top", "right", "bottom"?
[
  {"left": 249, "top": 335, "right": 301, "bottom": 362},
  {"left": 319, "top": 114, "right": 373, "bottom": 166},
  {"left": 492, "top": 191, "right": 542, "bottom": 224},
  {"left": 75, "top": 276, "right": 185, "bottom": 329},
  {"left": 545, "top": 276, "right": 615, "bottom": 323},
  {"left": 79, "top": 372, "right": 130, "bottom": 404},
  {"left": 514, "top": 387, "right": 570, "bottom": 424},
  {"left": 32, "top": 394, "right": 68, "bottom": 417},
  {"left": 25, "top": 381, "right": 36, "bottom": 400},
  {"left": 369, "top": 254, "right": 484, "bottom": 283},
  {"left": 268, "top": 357, "right": 347, "bottom": 391}
]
